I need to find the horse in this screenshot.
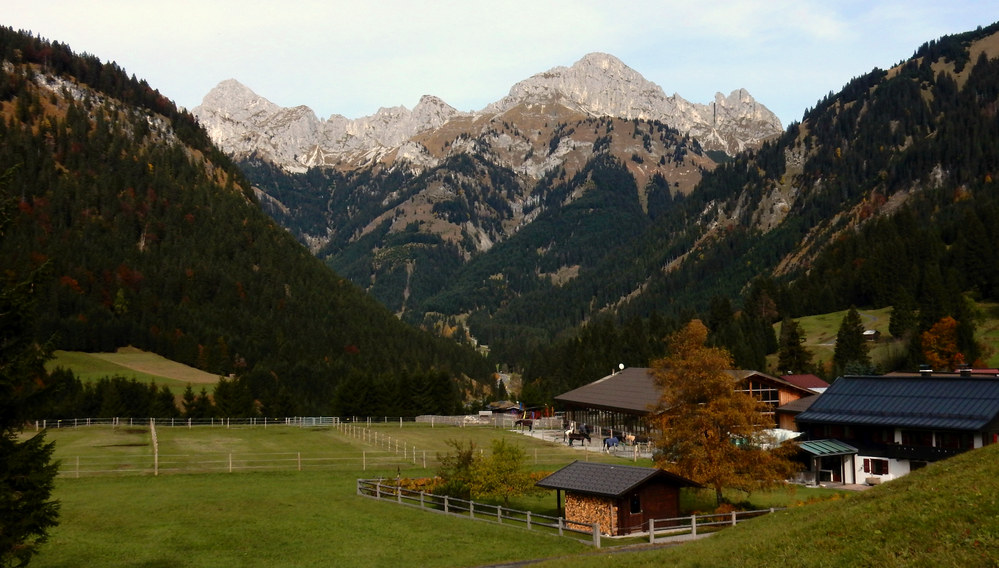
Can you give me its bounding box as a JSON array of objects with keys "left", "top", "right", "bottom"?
[
  {"left": 514, "top": 419, "right": 533, "bottom": 432},
  {"left": 566, "top": 431, "right": 590, "bottom": 446},
  {"left": 603, "top": 436, "right": 620, "bottom": 451}
]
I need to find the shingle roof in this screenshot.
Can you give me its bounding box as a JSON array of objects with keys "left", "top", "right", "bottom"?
[
  {"left": 535, "top": 461, "right": 700, "bottom": 497},
  {"left": 799, "top": 439, "right": 857, "bottom": 457},
  {"left": 795, "top": 375, "right": 999, "bottom": 431},
  {"left": 554, "top": 367, "right": 812, "bottom": 415}
]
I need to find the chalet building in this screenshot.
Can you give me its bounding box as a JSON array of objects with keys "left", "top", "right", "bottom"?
[
  {"left": 554, "top": 367, "right": 818, "bottom": 435},
  {"left": 794, "top": 373, "right": 999, "bottom": 485},
  {"left": 775, "top": 394, "right": 820, "bottom": 431},
  {"left": 535, "top": 461, "right": 700, "bottom": 536}
]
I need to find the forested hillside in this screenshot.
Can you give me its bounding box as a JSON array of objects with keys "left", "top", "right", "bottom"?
[
  {"left": 519, "top": 23, "right": 999, "bottom": 398},
  {"left": 0, "top": 27, "right": 492, "bottom": 416}
]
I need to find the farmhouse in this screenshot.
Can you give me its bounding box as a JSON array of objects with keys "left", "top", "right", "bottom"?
[
  {"left": 555, "top": 367, "right": 819, "bottom": 435},
  {"left": 535, "top": 461, "right": 700, "bottom": 536},
  {"left": 794, "top": 373, "right": 999, "bottom": 485}
]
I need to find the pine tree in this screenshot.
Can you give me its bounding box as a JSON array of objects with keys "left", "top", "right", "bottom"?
[
  {"left": 0, "top": 170, "right": 60, "bottom": 566},
  {"left": 776, "top": 318, "right": 813, "bottom": 374},
  {"left": 833, "top": 307, "right": 872, "bottom": 375}
]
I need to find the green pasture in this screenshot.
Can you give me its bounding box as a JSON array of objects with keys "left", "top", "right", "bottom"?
[
  {"left": 45, "top": 346, "right": 220, "bottom": 387},
  {"left": 532, "top": 443, "right": 999, "bottom": 568},
  {"left": 28, "top": 423, "right": 848, "bottom": 567},
  {"left": 772, "top": 302, "right": 999, "bottom": 372}
]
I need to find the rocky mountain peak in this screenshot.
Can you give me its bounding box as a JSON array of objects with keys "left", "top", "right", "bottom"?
[{"left": 192, "top": 53, "right": 783, "bottom": 171}]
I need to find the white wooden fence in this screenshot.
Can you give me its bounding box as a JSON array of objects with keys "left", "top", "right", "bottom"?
[
  {"left": 356, "top": 478, "right": 603, "bottom": 547},
  {"left": 358, "top": 478, "right": 783, "bottom": 549}
]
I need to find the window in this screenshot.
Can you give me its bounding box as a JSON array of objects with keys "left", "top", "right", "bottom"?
[
  {"left": 863, "top": 458, "right": 889, "bottom": 475},
  {"left": 630, "top": 493, "right": 641, "bottom": 515},
  {"left": 901, "top": 430, "right": 932, "bottom": 446}
]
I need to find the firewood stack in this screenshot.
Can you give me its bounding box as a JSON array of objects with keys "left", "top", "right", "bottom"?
[{"left": 565, "top": 493, "right": 617, "bottom": 536}]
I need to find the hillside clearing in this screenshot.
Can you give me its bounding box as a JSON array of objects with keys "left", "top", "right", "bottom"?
[{"left": 46, "top": 346, "right": 220, "bottom": 386}]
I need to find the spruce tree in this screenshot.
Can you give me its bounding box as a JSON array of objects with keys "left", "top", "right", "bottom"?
[
  {"left": 777, "top": 318, "right": 813, "bottom": 374},
  {"left": 0, "top": 171, "right": 60, "bottom": 566},
  {"left": 833, "top": 307, "right": 872, "bottom": 375}
]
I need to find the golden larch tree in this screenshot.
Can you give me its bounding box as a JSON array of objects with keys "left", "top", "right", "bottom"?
[{"left": 648, "top": 320, "right": 799, "bottom": 505}]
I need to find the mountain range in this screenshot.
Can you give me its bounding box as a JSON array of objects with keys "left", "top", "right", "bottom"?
[
  {"left": 4, "top": 21, "right": 999, "bottom": 414},
  {"left": 193, "top": 53, "right": 782, "bottom": 173},
  {"left": 194, "top": 23, "right": 999, "bottom": 379}
]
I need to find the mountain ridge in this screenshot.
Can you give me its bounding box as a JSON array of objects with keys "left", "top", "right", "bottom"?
[{"left": 193, "top": 52, "right": 782, "bottom": 172}]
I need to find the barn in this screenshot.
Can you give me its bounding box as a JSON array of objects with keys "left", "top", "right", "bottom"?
[
  {"left": 555, "top": 367, "right": 818, "bottom": 436},
  {"left": 535, "top": 461, "right": 700, "bottom": 536}
]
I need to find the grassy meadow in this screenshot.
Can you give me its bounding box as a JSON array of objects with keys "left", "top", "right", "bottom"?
[
  {"left": 772, "top": 302, "right": 999, "bottom": 373},
  {"left": 29, "top": 423, "right": 848, "bottom": 567},
  {"left": 532, "top": 443, "right": 999, "bottom": 568},
  {"left": 45, "top": 346, "right": 220, "bottom": 387}
]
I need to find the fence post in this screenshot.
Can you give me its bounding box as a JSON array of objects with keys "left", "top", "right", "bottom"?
[
  {"left": 649, "top": 518, "right": 655, "bottom": 544},
  {"left": 526, "top": 511, "right": 531, "bottom": 530},
  {"left": 376, "top": 483, "right": 381, "bottom": 499},
  {"left": 470, "top": 502, "right": 474, "bottom": 519},
  {"left": 691, "top": 514, "right": 697, "bottom": 536},
  {"left": 420, "top": 491, "right": 425, "bottom": 509},
  {"left": 731, "top": 510, "right": 737, "bottom": 527},
  {"left": 558, "top": 517, "right": 563, "bottom": 536},
  {"left": 497, "top": 505, "right": 501, "bottom": 523},
  {"left": 592, "top": 523, "right": 600, "bottom": 548},
  {"left": 444, "top": 496, "right": 449, "bottom": 514}
]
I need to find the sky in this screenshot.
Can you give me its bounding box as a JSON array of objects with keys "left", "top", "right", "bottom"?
[{"left": 5, "top": 1, "right": 999, "bottom": 127}]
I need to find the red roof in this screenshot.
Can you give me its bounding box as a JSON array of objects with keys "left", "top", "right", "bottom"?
[{"left": 780, "top": 374, "right": 829, "bottom": 391}]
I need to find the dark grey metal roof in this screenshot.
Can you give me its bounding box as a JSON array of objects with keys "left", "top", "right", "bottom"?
[
  {"left": 535, "top": 461, "right": 700, "bottom": 497},
  {"left": 554, "top": 367, "right": 811, "bottom": 415},
  {"left": 799, "top": 439, "right": 857, "bottom": 457},
  {"left": 554, "top": 367, "right": 661, "bottom": 414},
  {"left": 795, "top": 375, "right": 999, "bottom": 431},
  {"left": 777, "top": 394, "right": 820, "bottom": 414}
]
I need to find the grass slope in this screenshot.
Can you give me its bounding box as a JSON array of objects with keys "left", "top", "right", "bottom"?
[
  {"left": 45, "top": 346, "right": 220, "bottom": 387},
  {"left": 773, "top": 303, "right": 999, "bottom": 373},
  {"left": 534, "top": 443, "right": 999, "bottom": 567}
]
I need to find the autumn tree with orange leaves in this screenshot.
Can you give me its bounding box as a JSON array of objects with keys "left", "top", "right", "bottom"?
[
  {"left": 921, "top": 316, "right": 964, "bottom": 371},
  {"left": 648, "top": 320, "right": 799, "bottom": 506}
]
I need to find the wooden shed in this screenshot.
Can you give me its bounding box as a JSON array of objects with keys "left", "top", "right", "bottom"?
[{"left": 536, "top": 461, "right": 700, "bottom": 536}]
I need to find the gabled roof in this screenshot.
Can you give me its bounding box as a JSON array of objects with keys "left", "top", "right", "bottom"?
[
  {"left": 796, "top": 375, "right": 999, "bottom": 431},
  {"left": 535, "top": 461, "right": 700, "bottom": 497},
  {"left": 555, "top": 367, "right": 811, "bottom": 415},
  {"left": 799, "top": 439, "right": 857, "bottom": 457},
  {"left": 781, "top": 374, "right": 830, "bottom": 392},
  {"left": 554, "top": 367, "right": 660, "bottom": 414}
]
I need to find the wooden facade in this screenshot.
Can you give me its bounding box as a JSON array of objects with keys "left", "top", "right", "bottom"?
[{"left": 555, "top": 367, "right": 819, "bottom": 436}]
